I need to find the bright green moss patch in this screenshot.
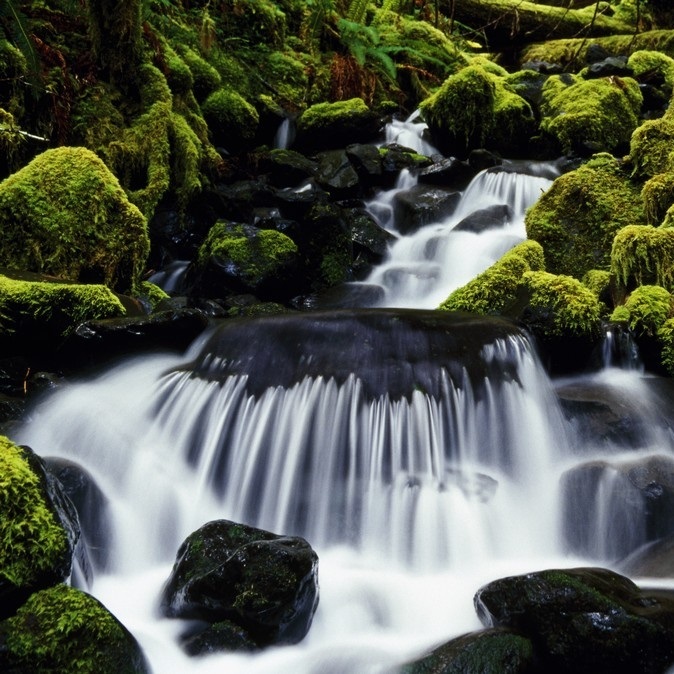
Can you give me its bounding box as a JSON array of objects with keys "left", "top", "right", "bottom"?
[
  {"left": 525, "top": 154, "right": 646, "bottom": 279},
  {"left": 0, "top": 147, "right": 149, "bottom": 293},
  {"left": 658, "top": 317, "right": 674, "bottom": 375},
  {"left": 0, "top": 437, "right": 67, "bottom": 588},
  {"left": 521, "top": 270, "right": 603, "bottom": 338},
  {"left": 439, "top": 240, "right": 545, "bottom": 314},
  {"left": 0, "top": 274, "right": 126, "bottom": 350},
  {"left": 201, "top": 88, "right": 260, "bottom": 153},
  {"left": 582, "top": 269, "right": 611, "bottom": 298},
  {"left": 0, "top": 584, "right": 149, "bottom": 673},
  {"left": 611, "top": 284, "right": 673, "bottom": 336},
  {"left": 299, "top": 98, "right": 372, "bottom": 134},
  {"left": 540, "top": 75, "right": 642, "bottom": 155},
  {"left": 627, "top": 50, "right": 674, "bottom": 91},
  {"left": 611, "top": 224, "right": 674, "bottom": 294},
  {"left": 641, "top": 172, "right": 674, "bottom": 226},
  {"left": 420, "top": 64, "right": 535, "bottom": 157},
  {"left": 198, "top": 221, "right": 298, "bottom": 288},
  {"left": 630, "top": 109, "right": 674, "bottom": 179}
]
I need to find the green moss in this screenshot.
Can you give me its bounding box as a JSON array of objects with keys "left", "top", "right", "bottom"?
[
  {"left": 198, "top": 221, "right": 297, "bottom": 286},
  {"left": 177, "top": 46, "right": 221, "bottom": 102},
  {"left": 0, "top": 147, "right": 149, "bottom": 292},
  {"left": 610, "top": 224, "right": 674, "bottom": 294},
  {"left": 136, "top": 281, "right": 169, "bottom": 311},
  {"left": 525, "top": 154, "right": 646, "bottom": 280},
  {"left": 420, "top": 64, "right": 534, "bottom": 156},
  {"left": 582, "top": 269, "right": 611, "bottom": 297},
  {"left": 137, "top": 63, "right": 173, "bottom": 107},
  {"left": 657, "top": 317, "right": 674, "bottom": 375},
  {"left": 70, "top": 82, "right": 126, "bottom": 150},
  {"left": 627, "top": 50, "right": 674, "bottom": 91},
  {"left": 641, "top": 172, "right": 674, "bottom": 225},
  {"left": 202, "top": 88, "right": 260, "bottom": 153},
  {"left": 611, "top": 284, "right": 672, "bottom": 336},
  {"left": 299, "top": 97, "right": 371, "bottom": 133},
  {"left": 630, "top": 110, "right": 674, "bottom": 179},
  {"left": 0, "top": 437, "right": 67, "bottom": 587},
  {"left": 260, "top": 51, "right": 309, "bottom": 105},
  {"left": 439, "top": 240, "right": 545, "bottom": 314},
  {"left": 521, "top": 270, "right": 603, "bottom": 338},
  {"left": 1, "top": 584, "right": 148, "bottom": 673},
  {"left": 540, "top": 75, "right": 642, "bottom": 155},
  {"left": 164, "top": 44, "right": 194, "bottom": 97}
]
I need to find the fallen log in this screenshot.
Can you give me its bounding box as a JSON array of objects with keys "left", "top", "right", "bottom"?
[{"left": 443, "top": 0, "right": 634, "bottom": 51}]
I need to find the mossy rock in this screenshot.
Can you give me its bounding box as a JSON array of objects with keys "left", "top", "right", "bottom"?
[
  {"left": 610, "top": 284, "right": 672, "bottom": 337},
  {"left": 0, "top": 273, "right": 126, "bottom": 356},
  {"left": 519, "top": 270, "right": 603, "bottom": 339},
  {"left": 641, "top": 172, "right": 674, "bottom": 226},
  {"left": 419, "top": 64, "right": 535, "bottom": 158},
  {"left": 525, "top": 153, "right": 646, "bottom": 280},
  {"left": 658, "top": 317, "right": 674, "bottom": 375},
  {"left": 202, "top": 88, "right": 260, "bottom": 153},
  {"left": 0, "top": 147, "right": 149, "bottom": 293},
  {"left": 295, "top": 98, "right": 381, "bottom": 153},
  {"left": 0, "top": 438, "right": 80, "bottom": 620},
  {"left": 439, "top": 240, "right": 545, "bottom": 315},
  {"left": 629, "top": 108, "right": 674, "bottom": 179},
  {"left": 540, "top": 74, "right": 642, "bottom": 155},
  {"left": 195, "top": 220, "right": 299, "bottom": 299},
  {"left": 582, "top": 269, "right": 612, "bottom": 307},
  {"left": 627, "top": 49, "right": 674, "bottom": 91},
  {"left": 0, "top": 584, "right": 150, "bottom": 673},
  {"left": 176, "top": 46, "right": 221, "bottom": 102},
  {"left": 610, "top": 225, "right": 674, "bottom": 297}
]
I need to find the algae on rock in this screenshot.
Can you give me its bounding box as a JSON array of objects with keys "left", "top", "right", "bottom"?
[
  {"left": 525, "top": 154, "right": 646, "bottom": 280},
  {"left": 0, "top": 147, "right": 149, "bottom": 293}
]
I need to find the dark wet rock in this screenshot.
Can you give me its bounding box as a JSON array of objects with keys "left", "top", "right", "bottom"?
[
  {"left": 521, "top": 60, "right": 563, "bottom": 74},
  {"left": 585, "top": 56, "right": 632, "bottom": 79},
  {"left": 400, "top": 627, "right": 535, "bottom": 674},
  {"left": 308, "top": 282, "right": 386, "bottom": 309},
  {"left": 260, "top": 149, "right": 317, "bottom": 188},
  {"left": 160, "top": 519, "right": 319, "bottom": 651},
  {"left": 467, "top": 149, "right": 503, "bottom": 172},
  {"left": 345, "top": 207, "right": 395, "bottom": 262},
  {"left": 417, "top": 156, "right": 475, "bottom": 189},
  {"left": 212, "top": 180, "right": 278, "bottom": 224},
  {"left": 619, "top": 535, "right": 674, "bottom": 579},
  {"left": 475, "top": 567, "right": 674, "bottom": 674},
  {"left": 314, "top": 149, "right": 361, "bottom": 198},
  {"left": 64, "top": 309, "right": 210, "bottom": 367},
  {"left": 274, "top": 180, "right": 330, "bottom": 220},
  {"left": 380, "top": 143, "right": 433, "bottom": 177},
  {"left": 176, "top": 308, "right": 528, "bottom": 401},
  {"left": 561, "top": 455, "right": 674, "bottom": 561},
  {"left": 44, "top": 458, "right": 112, "bottom": 573},
  {"left": 454, "top": 204, "right": 512, "bottom": 234},
  {"left": 346, "top": 143, "right": 385, "bottom": 188},
  {"left": 181, "top": 619, "right": 258, "bottom": 655},
  {"left": 393, "top": 184, "right": 460, "bottom": 234}
]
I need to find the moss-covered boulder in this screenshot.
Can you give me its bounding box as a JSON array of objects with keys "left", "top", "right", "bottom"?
[
  {"left": 294, "top": 98, "right": 381, "bottom": 153},
  {"left": 0, "top": 438, "right": 80, "bottom": 619},
  {"left": 540, "top": 74, "right": 642, "bottom": 155},
  {"left": 474, "top": 567, "right": 674, "bottom": 674},
  {"left": 201, "top": 88, "right": 260, "bottom": 153},
  {"left": 160, "top": 519, "right": 319, "bottom": 652},
  {"left": 419, "top": 64, "right": 536, "bottom": 157},
  {"left": 525, "top": 154, "right": 646, "bottom": 280},
  {"left": 400, "top": 627, "right": 535, "bottom": 674},
  {"left": 0, "top": 584, "right": 150, "bottom": 673},
  {"left": 193, "top": 220, "right": 299, "bottom": 299},
  {"left": 0, "top": 273, "right": 126, "bottom": 357},
  {"left": 439, "top": 240, "right": 545, "bottom": 315},
  {"left": 0, "top": 147, "right": 149, "bottom": 293},
  {"left": 611, "top": 225, "right": 674, "bottom": 298}
]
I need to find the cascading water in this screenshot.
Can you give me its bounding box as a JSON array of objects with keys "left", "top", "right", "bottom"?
[{"left": 10, "top": 114, "right": 674, "bottom": 673}]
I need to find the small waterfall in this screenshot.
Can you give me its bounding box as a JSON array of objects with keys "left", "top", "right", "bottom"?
[
  {"left": 601, "top": 323, "right": 642, "bottom": 371},
  {"left": 361, "top": 162, "right": 556, "bottom": 308},
  {"left": 273, "top": 117, "right": 295, "bottom": 150},
  {"left": 384, "top": 110, "right": 439, "bottom": 156}
]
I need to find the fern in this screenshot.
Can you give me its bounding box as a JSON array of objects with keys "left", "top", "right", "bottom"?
[
  {"left": 337, "top": 18, "right": 397, "bottom": 81},
  {"left": 0, "top": 0, "right": 41, "bottom": 93}
]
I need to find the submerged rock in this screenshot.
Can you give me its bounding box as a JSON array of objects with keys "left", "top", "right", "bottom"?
[
  {"left": 160, "top": 519, "right": 319, "bottom": 652},
  {"left": 474, "top": 567, "right": 674, "bottom": 674}
]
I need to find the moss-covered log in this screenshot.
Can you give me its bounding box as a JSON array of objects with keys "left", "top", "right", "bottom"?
[{"left": 441, "top": 0, "right": 635, "bottom": 51}]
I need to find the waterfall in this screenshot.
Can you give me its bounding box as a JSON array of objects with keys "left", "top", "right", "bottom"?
[
  {"left": 10, "top": 112, "right": 674, "bottom": 674},
  {"left": 359, "top": 161, "right": 557, "bottom": 309}
]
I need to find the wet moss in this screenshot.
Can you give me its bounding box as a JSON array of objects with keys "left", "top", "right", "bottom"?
[
  {"left": 0, "top": 584, "right": 149, "bottom": 673},
  {"left": 439, "top": 240, "right": 545, "bottom": 314},
  {"left": 176, "top": 46, "right": 222, "bottom": 102},
  {"left": 540, "top": 75, "right": 642, "bottom": 155},
  {"left": 610, "top": 284, "right": 673, "bottom": 336},
  {"left": 202, "top": 88, "right": 260, "bottom": 153},
  {"left": 657, "top": 317, "right": 674, "bottom": 375},
  {"left": 0, "top": 437, "right": 68, "bottom": 588},
  {"left": 629, "top": 109, "right": 674, "bottom": 180},
  {"left": 525, "top": 153, "right": 646, "bottom": 280},
  {"left": 521, "top": 270, "right": 603, "bottom": 338},
  {"left": 0, "top": 147, "right": 149, "bottom": 292},
  {"left": 641, "top": 172, "right": 674, "bottom": 226},
  {"left": 610, "top": 224, "right": 674, "bottom": 294},
  {"left": 627, "top": 50, "right": 674, "bottom": 91}
]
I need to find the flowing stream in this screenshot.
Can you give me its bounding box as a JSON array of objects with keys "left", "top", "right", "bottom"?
[{"left": 11, "top": 117, "right": 674, "bottom": 673}]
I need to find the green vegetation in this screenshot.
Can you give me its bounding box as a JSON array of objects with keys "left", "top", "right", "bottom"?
[
  {"left": 0, "top": 147, "right": 149, "bottom": 293},
  {"left": 202, "top": 88, "right": 260, "bottom": 153},
  {"left": 525, "top": 154, "right": 646, "bottom": 280},
  {"left": 0, "top": 437, "right": 68, "bottom": 588},
  {"left": 610, "top": 225, "right": 674, "bottom": 295},
  {"left": 0, "top": 584, "right": 149, "bottom": 673},
  {"left": 611, "top": 284, "right": 672, "bottom": 336},
  {"left": 440, "top": 240, "right": 545, "bottom": 314}
]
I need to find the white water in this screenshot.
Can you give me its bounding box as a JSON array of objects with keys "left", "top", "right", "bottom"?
[
  {"left": 361, "top": 162, "right": 555, "bottom": 309},
  {"left": 10, "top": 115, "right": 674, "bottom": 673}
]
